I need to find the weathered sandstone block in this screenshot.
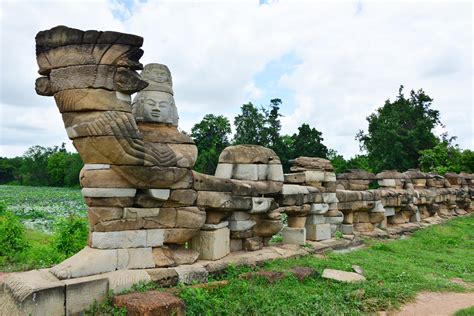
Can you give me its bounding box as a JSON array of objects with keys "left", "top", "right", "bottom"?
[{"left": 191, "top": 227, "right": 230, "bottom": 260}]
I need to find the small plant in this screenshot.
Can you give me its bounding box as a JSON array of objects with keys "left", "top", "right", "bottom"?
[
  {"left": 0, "top": 211, "right": 29, "bottom": 257},
  {"left": 334, "top": 231, "right": 344, "bottom": 239},
  {"left": 53, "top": 215, "right": 88, "bottom": 256},
  {"left": 85, "top": 291, "right": 127, "bottom": 316},
  {"left": 270, "top": 235, "right": 283, "bottom": 244}
]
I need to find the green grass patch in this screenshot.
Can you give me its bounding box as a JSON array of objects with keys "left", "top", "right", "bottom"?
[
  {"left": 178, "top": 215, "right": 474, "bottom": 315},
  {"left": 0, "top": 228, "right": 65, "bottom": 272},
  {"left": 455, "top": 306, "right": 474, "bottom": 316}
]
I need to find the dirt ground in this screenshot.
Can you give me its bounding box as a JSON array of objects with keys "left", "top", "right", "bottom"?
[{"left": 393, "top": 292, "right": 474, "bottom": 316}]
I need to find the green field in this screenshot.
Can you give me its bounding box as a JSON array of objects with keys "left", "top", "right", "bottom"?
[
  {"left": 0, "top": 185, "right": 86, "bottom": 232},
  {"left": 0, "top": 185, "right": 87, "bottom": 271}
]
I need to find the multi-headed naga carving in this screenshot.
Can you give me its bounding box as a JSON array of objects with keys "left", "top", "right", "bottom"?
[{"left": 32, "top": 26, "right": 473, "bottom": 283}]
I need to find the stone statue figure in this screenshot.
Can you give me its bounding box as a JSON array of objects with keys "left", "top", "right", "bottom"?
[{"left": 132, "top": 63, "right": 178, "bottom": 125}]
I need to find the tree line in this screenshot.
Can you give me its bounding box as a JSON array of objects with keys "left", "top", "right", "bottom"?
[
  {"left": 0, "top": 144, "right": 83, "bottom": 187},
  {"left": 1, "top": 86, "right": 472, "bottom": 187}
]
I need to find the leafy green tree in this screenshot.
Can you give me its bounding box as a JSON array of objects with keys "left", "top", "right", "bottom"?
[
  {"left": 48, "top": 151, "right": 83, "bottom": 187},
  {"left": 0, "top": 156, "right": 23, "bottom": 184},
  {"left": 327, "top": 149, "right": 348, "bottom": 173},
  {"left": 291, "top": 123, "right": 329, "bottom": 159},
  {"left": 261, "top": 99, "right": 283, "bottom": 148},
  {"left": 278, "top": 134, "right": 294, "bottom": 172},
  {"left": 346, "top": 155, "right": 372, "bottom": 172},
  {"left": 233, "top": 102, "right": 266, "bottom": 145},
  {"left": 419, "top": 135, "right": 473, "bottom": 174},
  {"left": 191, "top": 114, "right": 232, "bottom": 175},
  {"left": 356, "top": 86, "right": 440, "bottom": 172},
  {"left": 20, "top": 145, "right": 53, "bottom": 185}
]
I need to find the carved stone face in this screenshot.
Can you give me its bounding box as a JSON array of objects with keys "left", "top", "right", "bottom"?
[
  {"left": 146, "top": 68, "right": 170, "bottom": 84},
  {"left": 141, "top": 64, "right": 172, "bottom": 90},
  {"left": 132, "top": 91, "right": 178, "bottom": 125}
]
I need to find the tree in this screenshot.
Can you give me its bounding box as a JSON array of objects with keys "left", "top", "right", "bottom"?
[
  {"left": 346, "top": 155, "right": 372, "bottom": 172},
  {"left": 327, "top": 149, "right": 348, "bottom": 174},
  {"left": 48, "top": 151, "right": 83, "bottom": 187},
  {"left": 356, "top": 86, "right": 440, "bottom": 172},
  {"left": 191, "top": 114, "right": 232, "bottom": 175},
  {"left": 261, "top": 99, "right": 283, "bottom": 148},
  {"left": 419, "top": 135, "right": 473, "bottom": 174},
  {"left": 20, "top": 145, "right": 55, "bottom": 186},
  {"left": 233, "top": 102, "right": 266, "bottom": 145},
  {"left": 291, "top": 123, "right": 329, "bottom": 159},
  {"left": 0, "top": 156, "right": 23, "bottom": 184}
]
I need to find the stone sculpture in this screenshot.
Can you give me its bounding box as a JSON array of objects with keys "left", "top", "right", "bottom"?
[{"left": 2, "top": 24, "right": 473, "bottom": 316}]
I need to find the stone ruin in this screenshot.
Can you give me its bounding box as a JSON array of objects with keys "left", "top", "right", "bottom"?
[{"left": 0, "top": 25, "right": 473, "bottom": 315}]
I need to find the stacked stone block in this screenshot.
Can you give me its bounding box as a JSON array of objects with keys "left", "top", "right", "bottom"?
[
  {"left": 282, "top": 157, "right": 337, "bottom": 241},
  {"left": 192, "top": 145, "right": 284, "bottom": 255}
]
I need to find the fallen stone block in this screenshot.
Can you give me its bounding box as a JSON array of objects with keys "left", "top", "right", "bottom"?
[
  {"left": 113, "top": 290, "right": 185, "bottom": 316},
  {"left": 322, "top": 269, "right": 366, "bottom": 283},
  {"left": 290, "top": 266, "right": 319, "bottom": 282},
  {"left": 239, "top": 271, "right": 285, "bottom": 284}
]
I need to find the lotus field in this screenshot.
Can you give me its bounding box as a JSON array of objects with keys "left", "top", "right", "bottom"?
[{"left": 0, "top": 185, "right": 86, "bottom": 232}]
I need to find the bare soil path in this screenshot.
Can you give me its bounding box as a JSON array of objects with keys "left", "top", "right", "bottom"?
[{"left": 394, "top": 292, "right": 474, "bottom": 316}]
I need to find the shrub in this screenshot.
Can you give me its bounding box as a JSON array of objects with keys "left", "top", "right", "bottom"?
[
  {"left": 53, "top": 215, "right": 88, "bottom": 256},
  {"left": 0, "top": 211, "right": 29, "bottom": 257}
]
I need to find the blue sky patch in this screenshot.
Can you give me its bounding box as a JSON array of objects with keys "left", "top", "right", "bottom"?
[{"left": 249, "top": 51, "right": 302, "bottom": 115}]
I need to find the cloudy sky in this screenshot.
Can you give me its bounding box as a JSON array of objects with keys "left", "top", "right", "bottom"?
[{"left": 0, "top": 0, "right": 472, "bottom": 158}]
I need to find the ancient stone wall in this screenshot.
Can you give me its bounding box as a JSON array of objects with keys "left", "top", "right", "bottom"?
[{"left": 0, "top": 25, "right": 472, "bottom": 315}]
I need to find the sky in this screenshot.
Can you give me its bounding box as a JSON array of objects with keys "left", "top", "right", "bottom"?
[{"left": 0, "top": 0, "right": 472, "bottom": 159}]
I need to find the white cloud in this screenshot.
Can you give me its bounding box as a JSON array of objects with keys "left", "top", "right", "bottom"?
[{"left": 0, "top": 0, "right": 472, "bottom": 159}]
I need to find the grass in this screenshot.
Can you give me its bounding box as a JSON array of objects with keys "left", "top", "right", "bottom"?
[
  {"left": 455, "top": 306, "right": 474, "bottom": 316},
  {"left": 0, "top": 228, "right": 66, "bottom": 272},
  {"left": 177, "top": 215, "right": 474, "bottom": 315}
]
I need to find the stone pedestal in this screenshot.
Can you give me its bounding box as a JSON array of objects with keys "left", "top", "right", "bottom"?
[
  {"left": 282, "top": 227, "right": 306, "bottom": 245},
  {"left": 191, "top": 227, "right": 230, "bottom": 260},
  {"left": 306, "top": 223, "right": 331, "bottom": 241}
]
